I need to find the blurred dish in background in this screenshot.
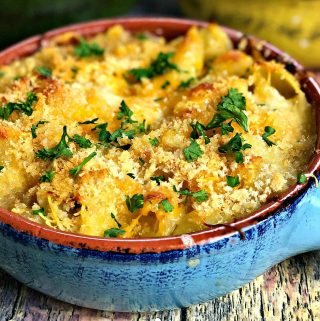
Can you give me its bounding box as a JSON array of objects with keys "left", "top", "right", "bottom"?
[
  {"left": 0, "top": 0, "right": 136, "bottom": 49},
  {"left": 180, "top": 0, "right": 320, "bottom": 68}
]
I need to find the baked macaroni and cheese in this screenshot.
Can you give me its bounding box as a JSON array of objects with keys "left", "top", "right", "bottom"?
[{"left": 0, "top": 25, "right": 316, "bottom": 237}]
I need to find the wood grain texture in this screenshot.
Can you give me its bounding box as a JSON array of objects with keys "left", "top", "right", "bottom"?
[{"left": 0, "top": 251, "right": 320, "bottom": 321}]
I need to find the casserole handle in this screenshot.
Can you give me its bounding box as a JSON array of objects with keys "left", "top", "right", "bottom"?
[{"left": 285, "top": 177, "right": 320, "bottom": 253}]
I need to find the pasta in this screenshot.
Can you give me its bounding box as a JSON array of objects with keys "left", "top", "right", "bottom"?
[{"left": 0, "top": 24, "right": 315, "bottom": 237}]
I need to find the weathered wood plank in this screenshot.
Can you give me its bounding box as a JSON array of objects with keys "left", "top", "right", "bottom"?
[
  {"left": 186, "top": 251, "right": 320, "bottom": 321},
  {"left": 1, "top": 251, "right": 319, "bottom": 321}
]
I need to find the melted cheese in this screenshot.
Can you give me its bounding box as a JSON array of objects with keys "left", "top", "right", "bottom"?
[{"left": 0, "top": 24, "right": 316, "bottom": 237}]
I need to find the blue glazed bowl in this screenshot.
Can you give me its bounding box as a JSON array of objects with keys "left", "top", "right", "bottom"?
[{"left": 0, "top": 18, "right": 320, "bottom": 312}]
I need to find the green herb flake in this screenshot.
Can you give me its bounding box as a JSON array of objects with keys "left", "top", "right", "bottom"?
[
  {"left": 191, "top": 190, "right": 209, "bottom": 202},
  {"left": 110, "top": 128, "right": 136, "bottom": 142},
  {"left": 39, "top": 170, "right": 55, "bottom": 183},
  {"left": 31, "top": 120, "right": 49, "bottom": 139},
  {"left": 262, "top": 126, "right": 276, "bottom": 146},
  {"left": 190, "top": 121, "right": 210, "bottom": 144},
  {"left": 183, "top": 139, "right": 204, "bottom": 162},
  {"left": 226, "top": 175, "right": 240, "bottom": 187},
  {"left": 207, "top": 88, "right": 248, "bottom": 132},
  {"left": 0, "top": 71, "right": 5, "bottom": 78},
  {"left": 150, "top": 175, "right": 165, "bottom": 185},
  {"left": 111, "top": 212, "right": 122, "bottom": 228},
  {"left": 92, "top": 123, "right": 109, "bottom": 142},
  {"left": 104, "top": 228, "right": 125, "bottom": 238},
  {"left": 74, "top": 38, "right": 104, "bottom": 58},
  {"left": 221, "top": 121, "right": 234, "bottom": 135},
  {"left": 178, "top": 77, "right": 195, "bottom": 89},
  {"left": 32, "top": 208, "right": 46, "bottom": 216},
  {"left": 159, "top": 199, "right": 173, "bottom": 213},
  {"left": 36, "top": 126, "right": 73, "bottom": 160},
  {"left": 173, "top": 186, "right": 208, "bottom": 202},
  {"left": 297, "top": 173, "right": 307, "bottom": 184},
  {"left": 135, "top": 32, "right": 148, "bottom": 41},
  {"left": 137, "top": 120, "right": 151, "bottom": 134},
  {"left": 0, "top": 92, "right": 37, "bottom": 120},
  {"left": 218, "top": 133, "right": 251, "bottom": 164},
  {"left": 117, "top": 100, "right": 137, "bottom": 125},
  {"left": 161, "top": 80, "right": 170, "bottom": 89},
  {"left": 126, "top": 194, "right": 144, "bottom": 213},
  {"left": 138, "top": 157, "right": 145, "bottom": 165},
  {"left": 127, "top": 173, "right": 135, "bottom": 179},
  {"left": 70, "top": 134, "right": 92, "bottom": 149},
  {"left": 35, "top": 66, "right": 52, "bottom": 78},
  {"left": 71, "top": 66, "right": 79, "bottom": 76},
  {"left": 69, "top": 151, "right": 97, "bottom": 176},
  {"left": 79, "top": 118, "right": 99, "bottom": 125},
  {"left": 0, "top": 165, "right": 4, "bottom": 172},
  {"left": 149, "top": 137, "right": 159, "bottom": 147},
  {"left": 128, "top": 52, "right": 178, "bottom": 82}
]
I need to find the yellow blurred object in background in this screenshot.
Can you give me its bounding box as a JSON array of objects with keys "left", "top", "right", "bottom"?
[{"left": 180, "top": 0, "right": 320, "bottom": 68}]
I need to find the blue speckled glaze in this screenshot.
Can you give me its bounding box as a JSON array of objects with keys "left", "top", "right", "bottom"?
[{"left": 0, "top": 178, "right": 320, "bottom": 312}]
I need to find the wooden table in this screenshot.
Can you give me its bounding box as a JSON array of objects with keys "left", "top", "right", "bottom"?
[{"left": 0, "top": 251, "right": 320, "bottom": 321}]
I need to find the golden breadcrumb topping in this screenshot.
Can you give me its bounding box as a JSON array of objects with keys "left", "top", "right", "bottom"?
[{"left": 0, "top": 24, "right": 316, "bottom": 237}]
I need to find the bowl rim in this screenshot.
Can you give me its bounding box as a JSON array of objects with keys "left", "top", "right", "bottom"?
[{"left": 0, "top": 17, "right": 319, "bottom": 254}]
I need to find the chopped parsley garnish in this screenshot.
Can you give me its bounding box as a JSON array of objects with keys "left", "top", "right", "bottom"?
[
  {"left": 297, "top": 173, "right": 307, "bottom": 184},
  {"left": 173, "top": 186, "right": 208, "bottom": 202},
  {"left": 92, "top": 102, "right": 149, "bottom": 149},
  {"left": 69, "top": 151, "right": 97, "bottom": 176},
  {"left": 149, "top": 137, "right": 159, "bottom": 147},
  {"left": 262, "top": 126, "right": 276, "bottom": 146},
  {"left": 35, "top": 66, "right": 52, "bottom": 78},
  {"left": 183, "top": 139, "right": 203, "bottom": 162},
  {"left": 178, "top": 77, "right": 195, "bottom": 89},
  {"left": 92, "top": 123, "right": 109, "bottom": 142},
  {"left": 127, "top": 173, "right": 135, "bottom": 179},
  {"left": 161, "top": 80, "right": 170, "bottom": 89},
  {"left": 70, "top": 134, "right": 92, "bottom": 149},
  {"left": 0, "top": 71, "right": 4, "bottom": 78},
  {"left": 39, "top": 170, "right": 55, "bottom": 183},
  {"left": 31, "top": 120, "right": 49, "bottom": 139},
  {"left": 0, "top": 166, "right": 4, "bottom": 172},
  {"left": 93, "top": 123, "right": 135, "bottom": 146},
  {"left": 32, "top": 208, "right": 46, "bottom": 216},
  {"left": 150, "top": 175, "right": 165, "bottom": 185},
  {"left": 190, "top": 121, "right": 210, "bottom": 144},
  {"left": 159, "top": 199, "right": 173, "bottom": 213},
  {"left": 126, "top": 194, "right": 144, "bottom": 213},
  {"left": 207, "top": 88, "right": 248, "bottom": 132},
  {"left": 117, "top": 100, "right": 137, "bottom": 125},
  {"left": 128, "top": 52, "right": 178, "bottom": 81},
  {"left": 227, "top": 175, "right": 240, "bottom": 187},
  {"left": 137, "top": 119, "right": 150, "bottom": 134},
  {"left": 79, "top": 118, "right": 99, "bottom": 125},
  {"left": 104, "top": 228, "right": 125, "bottom": 238},
  {"left": 138, "top": 157, "right": 145, "bottom": 165},
  {"left": 221, "top": 121, "right": 234, "bottom": 135},
  {"left": 0, "top": 92, "right": 37, "bottom": 120},
  {"left": 135, "top": 32, "right": 148, "bottom": 41},
  {"left": 218, "top": 133, "right": 251, "bottom": 164},
  {"left": 111, "top": 212, "right": 122, "bottom": 228},
  {"left": 110, "top": 128, "right": 136, "bottom": 141},
  {"left": 71, "top": 66, "right": 79, "bottom": 76},
  {"left": 36, "top": 126, "right": 73, "bottom": 160},
  {"left": 74, "top": 38, "right": 104, "bottom": 58}
]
